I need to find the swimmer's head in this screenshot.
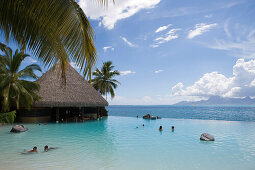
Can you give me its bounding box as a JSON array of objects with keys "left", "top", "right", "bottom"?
[
  {"left": 33, "top": 146, "right": 37, "bottom": 151},
  {"left": 44, "top": 145, "right": 48, "bottom": 150}
]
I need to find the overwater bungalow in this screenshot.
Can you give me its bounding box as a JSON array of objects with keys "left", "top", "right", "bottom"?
[{"left": 17, "top": 64, "right": 108, "bottom": 123}]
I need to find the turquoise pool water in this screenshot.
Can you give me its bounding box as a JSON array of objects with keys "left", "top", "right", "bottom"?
[{"left": 1, "top": 116, "right": 255, "bottom": 170}]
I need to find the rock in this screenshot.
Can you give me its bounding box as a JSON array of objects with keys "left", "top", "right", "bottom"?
[
  {"left": 143, "top": 114, "right": 151, "bottom": 119},
  {"left": 150, "top": 116, "right": 157, "bottom": 120},
  {"left": 10, "top": 125, "right": 28, "bottom": 133},
  {"left": 200, "top": 133, "right": 215, "bottom": 141}
]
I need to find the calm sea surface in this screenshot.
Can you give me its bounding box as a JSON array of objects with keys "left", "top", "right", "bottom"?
[
  {"left": 107, "top": 105, "right": 255, "bottom": 121},
  {"left": 0, "top": 106, "right": 255, "bottom": 170}
]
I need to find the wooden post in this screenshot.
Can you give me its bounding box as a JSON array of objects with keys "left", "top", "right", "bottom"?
[
  {"left": 97, "top": 107, "right": 100, "bottom": 119},
  {"left": 56, "top": 108, "right": 59, "bottom": 122},
  {"left": 81, "top": 107, "right": 84, "bottom": 121}
]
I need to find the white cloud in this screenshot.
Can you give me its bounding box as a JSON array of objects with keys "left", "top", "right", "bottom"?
[
  {"left": 155, "top": 24, "right": 172, "bottom": 33},
  {"left": 222, "top": 1, "right": 243, "bottom": 9},
  {"left": 203, "top": 22, "right": 255, "bottom": 58},
  {"left": 79, "top": 0, "right": 161, "bottom": 29},
  {"left": 155, "top": 69, "right": 164, "bottom": 73},
  {"left": 150, "top": 44, "right": 159, "bottom": 48},
  {"left": 152, "top": 28, "right": 181, "bottom": 47},
  {"left": 120, "top": 70, "right": 136, "bottom": 76},
  {"left": 208, "top": 35, "right": 255, "bottom": 58},
  {"left": 103, "top": 46, "right": 114, "bottom": 52},
  {"left": 70, "top": 62, "right": 80, "bottom": 69},
  {"left": 120, "top": 36, "right": 136, "bottom": 47},
  {"left": 187, "top": 23, "right": 217, "bottom": 39},
  {"left": 172, "top": 83, "right": 184, "bottom": 95},
  {"left": 204, "top": 14, "right": 213, "bottom": 18},
  {"left": 224, "top": 19, "right": 231, "bottom": 38},
  {"left": 172, "top": 59, "right": 255, "bottom": 98}
]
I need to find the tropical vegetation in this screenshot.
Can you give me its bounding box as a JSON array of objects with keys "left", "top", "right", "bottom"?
[
  {"left": 0, "top": 111, "right": 16, "bottom": 124},
  {"left": 0, "top": 43, "right": 41, "bottom": 113},
  {"left": 0, "top": 0, "right": 109, "bottom": 80},
  {"left": 92, "top": 61, "right": 120, "bottom": 99}
]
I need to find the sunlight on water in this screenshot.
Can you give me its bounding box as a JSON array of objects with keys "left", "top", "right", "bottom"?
[{"left": 1, "top": 116, "right": 255, "bottom": 170}]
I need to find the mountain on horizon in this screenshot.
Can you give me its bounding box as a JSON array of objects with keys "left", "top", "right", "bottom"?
[{"left": 174, "top": 96, "right": 255, "bottom": 106}]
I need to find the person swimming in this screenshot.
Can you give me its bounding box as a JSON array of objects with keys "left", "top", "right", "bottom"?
[
  {"left": 159, "top": 126, "right": 163, "bottom": 131},
  {"left": 142, "top": 124, "right": 144, "bottom": 127},
  {"left": 29, "top": 146, "right": 37, "bottom": 153},
  {"left": 172, "top": 126, "right": 174, "bottom": 131},
  {"left": 44, "top": 145, "right": 56, "bottom": 152},
  {"left": 22, "top": 146, "right": 37, "bottom": 154}
]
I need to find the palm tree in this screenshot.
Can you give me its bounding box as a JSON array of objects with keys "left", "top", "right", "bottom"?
[
  {"left": 0, "top": 0, "right": 109, "bottom": 80},
  {"left": 0, "top": 43, "right": 41, "bottom": 112},
  {"left": 92, "top": 61, "right": 120, "bottom": 99}
]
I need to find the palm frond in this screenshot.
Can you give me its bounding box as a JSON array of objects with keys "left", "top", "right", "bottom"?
[{"left": 0, "top": 0, "right": 104, "bottom": 79}]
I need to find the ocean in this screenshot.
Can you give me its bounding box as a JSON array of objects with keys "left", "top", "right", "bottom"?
[{"left": 107, "top": 105, "right": 255, "bottom": 121}]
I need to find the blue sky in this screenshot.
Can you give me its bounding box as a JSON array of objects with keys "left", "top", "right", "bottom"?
[{"left": 1, "top": 0, "right": 255, "bottom": 105}]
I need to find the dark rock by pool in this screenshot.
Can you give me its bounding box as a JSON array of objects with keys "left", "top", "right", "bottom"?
[
  {"left": 200, "top": 133, "right": 215, "bottom": 141},
  {"left": 10, "top": 125, "right": 28, "bottom": 133}
]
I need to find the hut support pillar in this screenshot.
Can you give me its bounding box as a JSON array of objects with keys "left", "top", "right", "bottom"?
[
  {"left": 56, "top": 108, "right": 59, "bottom": 122},
  {"left": 81, "top": 108, "right": 84, "bottom": 121},
  {"left": 97, "top": 107, "right": 100, "bottom": 119}
]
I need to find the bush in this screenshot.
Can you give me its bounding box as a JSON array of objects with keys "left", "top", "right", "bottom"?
[{"left": 0, "top": 111, "right": 16, "bottom": 124}]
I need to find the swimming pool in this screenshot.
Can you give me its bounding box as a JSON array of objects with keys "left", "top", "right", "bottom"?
[{"left": 0, "top": 116, "right": 255, "bottom": 170}]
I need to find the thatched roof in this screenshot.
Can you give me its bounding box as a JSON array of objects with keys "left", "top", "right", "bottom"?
[{"left": 34, "top": 63, "right": 108, "bottom": 107}]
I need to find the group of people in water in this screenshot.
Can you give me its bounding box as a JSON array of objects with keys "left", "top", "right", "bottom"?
[
  {"left": 159, "top": 125, "right": 174, "bottom": 131},
  {"left": 23, "top": 145, "right": 56, "bottom": 154},
  {"left": 136, "top": 124, "right": 175, "bottom": 132}
]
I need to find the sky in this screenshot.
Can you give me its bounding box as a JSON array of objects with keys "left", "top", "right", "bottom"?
[{"left": 1, "top": 0, "right": 255, "bottom": 105}]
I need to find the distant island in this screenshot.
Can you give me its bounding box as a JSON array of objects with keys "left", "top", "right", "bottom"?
[{"left": 174, "top": 96, "right": 255, "bottom": 106}]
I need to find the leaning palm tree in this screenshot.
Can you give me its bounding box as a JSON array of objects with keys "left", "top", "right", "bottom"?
[
  {"left": 92, "top": 61, "right": 120, "bottom": 99},
  {"left": 0, "top": 43, "right": 41, "bottom": 112},
  {"left": 0, "top": 0, "right": 109, "bottom": 80}
]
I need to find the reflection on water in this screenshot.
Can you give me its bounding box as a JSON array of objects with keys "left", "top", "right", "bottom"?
[{"left": 0, "top": 116, "right": 255, "bottom": 170}]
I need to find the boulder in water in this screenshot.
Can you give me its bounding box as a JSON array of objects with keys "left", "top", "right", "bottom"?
[
  {"left": 143, "top": 114, "right": 151, "bottom": 119},
  {"left": 200, "top": 133, "right": 215, "bottom": 141},
  {"left": 10, "top": 125, "right": 28, "bottom": 133}
]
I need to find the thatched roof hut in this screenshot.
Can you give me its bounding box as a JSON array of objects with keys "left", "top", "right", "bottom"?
[{"left": 34, "top": 63, "right": 108, "bottom": 107}]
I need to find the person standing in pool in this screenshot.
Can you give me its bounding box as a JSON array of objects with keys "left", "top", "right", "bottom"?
[{"left": 159, "top": 126, "right": 163, "bottom": 131}]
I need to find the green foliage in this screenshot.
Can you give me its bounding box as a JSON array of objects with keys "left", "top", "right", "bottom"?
[
  {"left": 92, "top": 61, "right": 120, "bottom": 99},
  {"left": 0, "top": 110, "right": 16, "bottom": 124},
  {"left": 0, "top": 43, "right": 41, "bottom": 112},
  {"left": 0, "top": 0, "right": 103, "bottom": 80}
]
